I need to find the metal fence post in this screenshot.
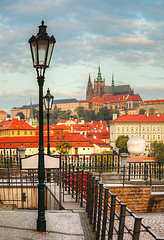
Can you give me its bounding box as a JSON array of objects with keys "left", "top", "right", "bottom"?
[
  {"left": 96, "top": 183, "right": 103, "bottom": 240},
  {"left": 68, "top": 164, "right": 71, "bottom": 194},
  {"left": 132, "top": 216, "right": 142, "bottom": 240},
  {"left": 76, "top": 167, "right": 79, "bottom": 202},
  {"left": 87, "top": 173, "right": 92, "bottom": 218},
  {"left": 80, "top": 170, "right": 84, "bottom": 207},
  {"left": 72, "top": 165, "right": 74, "bottom": 198},
  {"left": 118, "top": 203, "right": 127, "bottom": 240},
  {"left": 108, "top": 193, "right": 116, "bottom": 240},
  {"left": 65, "top": 161, "right": 67, "bottom": 191},
  {"left": 159, "top": 162, "right": 161, "bottom": 180},
  {"left": 93, "top": 179, "right": 99, "bottom": 232},
  {"left": 86, "top": 171, "right": 90, "bottom": 213},
  {"left": 90, "top": 176, "right": 95, "bottom": 224},
  {"left": 101, "top": 188, "right": 109, "bottom": 240}
]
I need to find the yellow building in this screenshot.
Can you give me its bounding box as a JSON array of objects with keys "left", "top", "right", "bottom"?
[
  {"left": 110, "top": 114, "right": 164, "bottom": 155},
  {"left": 0, "top": 117, "right": 35, "bottom": 137}
]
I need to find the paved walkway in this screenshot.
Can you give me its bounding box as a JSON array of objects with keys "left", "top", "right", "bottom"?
[
  {"left": 0, "top": 209, "right": 163, "bottom": 239},
  {"left": 0, "top": 210, "right": 83, "bottom": 240}
]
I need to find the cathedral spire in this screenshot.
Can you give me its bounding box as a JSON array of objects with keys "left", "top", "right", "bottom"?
[
  {"left": 112, "top": 73, "right": 114, "bottom": 87},
  {"left": 86, "top": 73, "right": 93, "bottom": 100},
  {"left": 95, "top": 65, "right": 104, "bottom": 82},
  {"left": 29, "top": 98, "right": 33, "bottom": 119}
]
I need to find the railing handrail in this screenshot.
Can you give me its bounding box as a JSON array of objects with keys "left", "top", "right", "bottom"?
[{"left": 62, "top": 163, "right": 164, "bottom": 240}]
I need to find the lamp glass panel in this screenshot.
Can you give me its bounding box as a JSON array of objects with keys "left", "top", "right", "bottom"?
[
  {"left": 44, "top": 97, "right": 53, "bottom": 110},
  {"left": 49, "top": 97, "right": 53, "bottom": 110},
  {"left": 38, "top": 39, "right": 48, "bottom": 66},
  {"left": 31, "top": 40, "right": 37, "bottom": 66},
  {"left": 46, "top": 41, "right": 54, "bottom": 67}
]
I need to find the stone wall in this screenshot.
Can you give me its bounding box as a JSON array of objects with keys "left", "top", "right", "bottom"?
[{"left": 106, "top": 186, "right": 164, "bottom": 213}]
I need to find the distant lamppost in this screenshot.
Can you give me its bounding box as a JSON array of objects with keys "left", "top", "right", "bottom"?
[
  {"left": 44, "top": 88, "right": 54, "bottom": 155},
  {"left": 28, "top": 20, "right": 56, "bottom": 232}
]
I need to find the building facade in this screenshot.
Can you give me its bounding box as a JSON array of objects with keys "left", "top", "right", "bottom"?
[
  {"left": 110, "top": 114, "right": 164, "bottom": 155},
  {"left": 0, "top": 111, "right": 7, "bottom": 121},
  {"left": 140, "top": 99, "right": 164, "bottom": 115}
]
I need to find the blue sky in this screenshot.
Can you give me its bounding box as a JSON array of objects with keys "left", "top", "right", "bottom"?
[{"left": 0, "top": 0, "right": 164, "bottom": 113}]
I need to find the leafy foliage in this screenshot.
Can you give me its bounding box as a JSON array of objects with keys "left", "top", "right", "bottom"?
[
  {"left": 56, "top": 141, "right": 72, "bottom": 155},
  {"left": 75, "top": 106, "right": 117, "bottom": 122},
  {"left": 149, "top": 141, "right": 164, "bottom": 161},
  {"left": 16, "top": 112, "right": 25, "bottom": 119},
  {"left": 139, "top": 108, "right": 146, "bottom": 114},
  {"left": 116, "top": 135, "right": 129, "bottom": 153}
]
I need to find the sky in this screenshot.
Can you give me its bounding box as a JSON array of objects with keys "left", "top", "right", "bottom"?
[{"left": 0, "top": 0, "right": 164, "bottom": 113}]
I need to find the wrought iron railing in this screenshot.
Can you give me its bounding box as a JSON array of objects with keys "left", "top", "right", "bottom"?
[{"left": 62, "top": 164, "right": 164, "bottom": 240}]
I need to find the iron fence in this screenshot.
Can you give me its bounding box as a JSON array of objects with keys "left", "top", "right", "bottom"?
[
  {"left": 62, "top": 164, "right": 164, "bottom": 240},
  {"left": 0, "top": 168, "right": 62, "bottom": 210}
]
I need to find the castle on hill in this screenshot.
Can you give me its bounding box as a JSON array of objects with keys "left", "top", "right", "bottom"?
[{"left": 86, "top": 66, "right": 134, "bottom": 100}]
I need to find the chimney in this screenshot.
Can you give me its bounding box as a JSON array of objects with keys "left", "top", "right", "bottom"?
[{"left": 112, "top": 114, "right": 117, "bottom": 121}]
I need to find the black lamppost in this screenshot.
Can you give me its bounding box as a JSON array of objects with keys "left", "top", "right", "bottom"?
[
  {"left": 28, "top": 21, "right": 56, "bottom": 232},
  {"left": 44, "top": 88, "right": 54, "bottom": 155}
]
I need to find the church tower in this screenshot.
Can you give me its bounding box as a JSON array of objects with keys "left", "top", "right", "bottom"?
[
  {"left": 94, "top": 66, "right": 105, "bottom": 98},
  {"left": 86, "top": 73, "right": 93, "bottom": 100}
]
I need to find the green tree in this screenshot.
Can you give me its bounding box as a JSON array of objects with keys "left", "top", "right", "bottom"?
[
  {"left": 116, "top": 135, "right": 129, "bottom": 153},
  {"left": 149, "top": 141, "right": 164, "bottom": 161},
  {"left": 75, "top": 107, "right": 86, "bottom": 119},
  {"left": 56, "top": 141, "right": 72, "bottom": 155},
  {"left": 139, "top": 108, "right": 146, "bottom": 114},
  {"left": 149, "top": 108, "right": 155, "bottom": 114},
  {"left": 16, "top": 112, "right": 25, "bottom": 119},
  {"left": 97, "top": 107, "right": 110, "bottom": 121}
]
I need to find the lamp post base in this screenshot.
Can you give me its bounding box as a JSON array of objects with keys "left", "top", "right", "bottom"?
[{"left": 37, "top": 219, "right": 46, "bottom": 232}]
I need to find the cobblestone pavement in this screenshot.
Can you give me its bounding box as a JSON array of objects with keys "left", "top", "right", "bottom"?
[
  {"left": 137, "top": 212, "right": 164, "bottom": 240},
  {"left": 73, "top": 210, "right": 96, "bottom": 240}
]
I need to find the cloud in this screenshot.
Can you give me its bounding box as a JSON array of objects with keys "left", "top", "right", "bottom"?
[{"left": 0, "top": 0, "right": 164, "bottom": 112}]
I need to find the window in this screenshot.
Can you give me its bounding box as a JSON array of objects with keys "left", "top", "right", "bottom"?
[
  {"left": 136, "top": 127, "right": 138, "bottom": 132},
  {"left": 17, "top": 131, "right": 20, "bottom": 135},
  {"left": 12, "top": 131, "right": 14, "bottom": 135},
  {"left": 158, "top": 135, "right": 161, "bottom": 140},
  {"left": 117, "top": 127, "right": 119, "bottom": 132},
  {"left": 147, "top": 135, "right": 149, "bottom": 140},
  {"left": 24, "top": 131, "right": 27, "bottom": 135},
  {"left": 83, "top": 148, "right": 85, "bottom": 150},
  {"left": 30, "top": 131, "right": 32, "bottom": 135},
  {"left": 131, "top": 127, "right": 133, "bottom": 132},
  {"left": 153, "top": 135, "right": 155, "bottom": 140},
  {"left": 127, "top": 127, "right": 129, "bottom": 132},
  {"left": 153, "top": 126, "right": 155, "bottom": 131},
  {"left": 147, "top": 127, "right": 149, "bottom": 131},
  {"left": 142, "top": 127, "right": 145, "bottom": 132},
  {"left": 122, "top": 127, "right": 124, "bottom": 132},
  {"left": 157, "top": 126, "right": 160, "bottom": 132}
]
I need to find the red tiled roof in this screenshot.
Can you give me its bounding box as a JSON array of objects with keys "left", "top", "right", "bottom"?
[
  {"left": 125, "top": 95, "right": 142, "bottom": 101},
  {"left": 0, "top": 110, "right": 7, "bottom": 114},
  {"left": 103, "top": 94, "right": 142, "bottom": 103},
  {"left": 89, "top": 98, "right": 104, "bottom": 103},
  {"left": 112, "top": 114, "right": 164, "bottom": 122},
  {"left": 0, "top": 118, "right": 35, "bottom": 130},
  {"left": 143, "top": 99, "right": 164, "bottom": 104}
]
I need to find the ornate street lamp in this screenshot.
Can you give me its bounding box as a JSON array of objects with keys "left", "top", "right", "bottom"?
[
  {"left": 28, "top": 20, "right": 56, "bottom": 232},
  {"left": 44, "top": 88, "right": 54, "bottom": 155}
]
